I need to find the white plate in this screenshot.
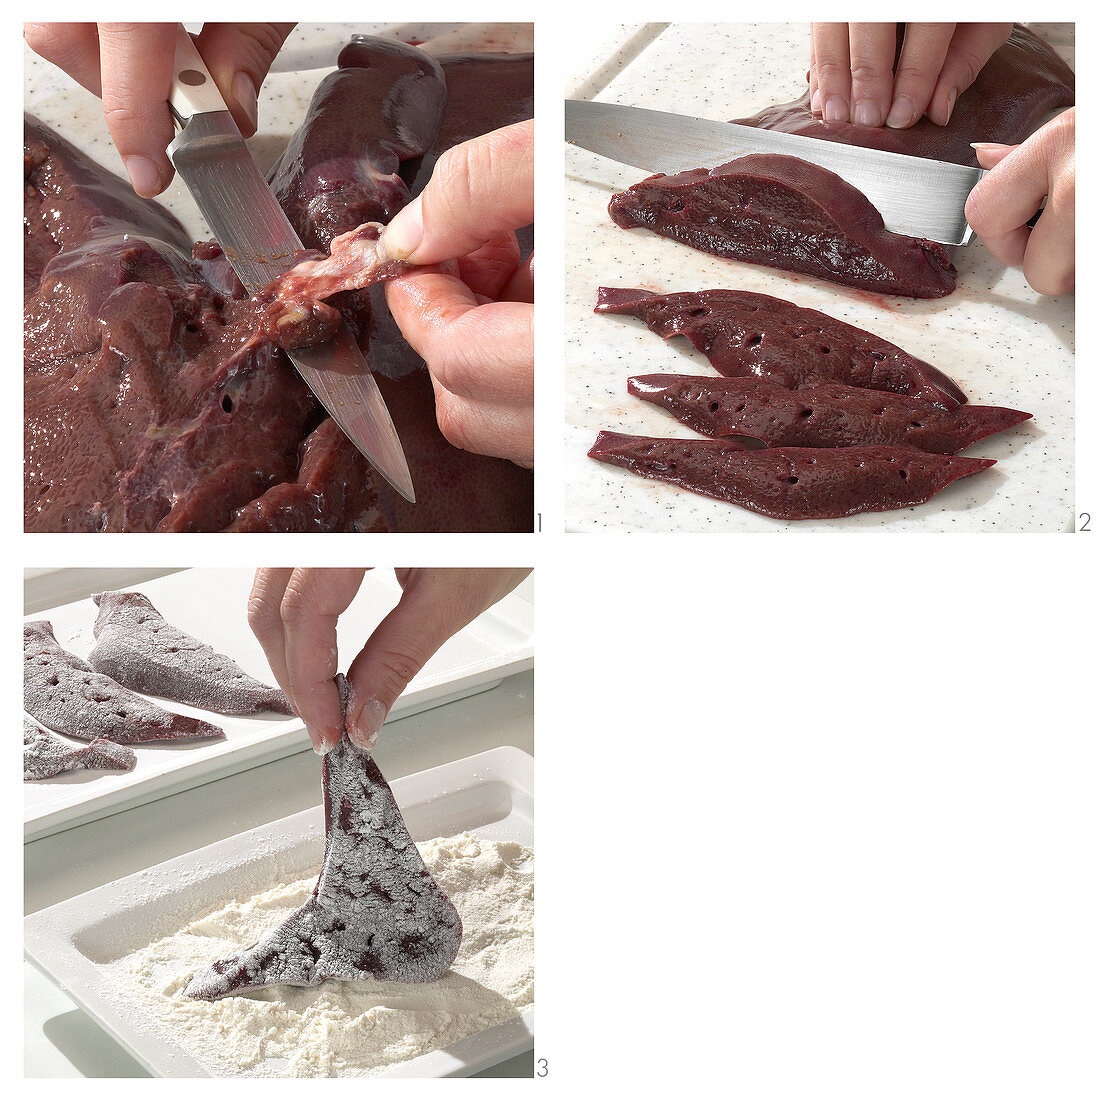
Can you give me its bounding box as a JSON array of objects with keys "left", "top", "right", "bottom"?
[
  {"left": 24, "top": 746, "right": 534, "bottom": 1078},
  {"left": 565, "top": 22, "right": 1075, "bottom": 533},
  {"left": 25, "top": 570, "right": 533, "bottom": 841}
]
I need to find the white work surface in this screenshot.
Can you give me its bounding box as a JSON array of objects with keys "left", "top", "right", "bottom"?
[
  {"left": 565, "top": 22, "right": 1075, "bottom": 533},
  {"left": 24, "top": 667, "right": 535, "bottom": 1078}
]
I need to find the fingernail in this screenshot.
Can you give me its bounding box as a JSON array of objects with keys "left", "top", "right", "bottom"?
[
  {"left": 809, "top": 88, "right": 822, "bottom": 115},
  {"left": 124, "top": 155, "right": 162, "bottom": 197},
  {"left": 943, "top": 87, "right": 957, "bottom": 126},
  {"left": 971, "top": 142, "right": 1011, "bottom": 151},
  {"left": 885, "top": 97, "right": 915, "bottom": 129},
  {"left": 378, "top": 196, "right": 424, "bottom": 263},
  {"left": 306, "top": 724, "right": 326, "bottom": 755},
  {"left": 232, "top": 70, "right": 258, "bottom": 132},
  {"left": 823, "top": 95, "right": 848, "bottom": 123},
  {"left": 853, "top": 100, "right": 883, "bottom": 127},
  {"left": 353, "top": 699, "right": 388, "bottom": 749}
]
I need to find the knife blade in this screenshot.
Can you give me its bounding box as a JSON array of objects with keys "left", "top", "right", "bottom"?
[
  {"left": 166, "top": 25, "right": 415, "bottom": 503},
  {"left": 565, "top": 99, "right": 985, "bottom": 246}
]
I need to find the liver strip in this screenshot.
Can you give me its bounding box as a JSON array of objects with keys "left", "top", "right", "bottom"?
[
  {"left": 628, "top": 375, "right": 1031, "bottom": 453},
  {"left": 587, "top": 432, "right": 994, "bottom": 520},
  {"left": 596, "top": 287, "right": 967, "bottom": 407}
]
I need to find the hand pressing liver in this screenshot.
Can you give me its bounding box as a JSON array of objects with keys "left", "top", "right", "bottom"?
[
  {"left": 247, "top": 568, "right": 531, "bottom": 754},
  {"left": 966, "top": 108, "right": 1075, "bottom": 295},
  {"left": 808, "top": 22, "right": 1012, "bottom": 128},
  {"left": 24, "top": 21, "right": 294, "bottom": 196},
  {"left": 379, "top": 120, "right": 534, "bottom": 468}
]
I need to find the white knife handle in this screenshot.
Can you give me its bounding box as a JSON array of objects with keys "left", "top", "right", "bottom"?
[{"left": 168, "top": 24, "right": 228, "bottom": 125}]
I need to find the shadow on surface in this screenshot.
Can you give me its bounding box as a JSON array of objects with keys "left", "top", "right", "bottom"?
[{"left": 40, "top": 1009, "right": 149, "bottom": 1078}]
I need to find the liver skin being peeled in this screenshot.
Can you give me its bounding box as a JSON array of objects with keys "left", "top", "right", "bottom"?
[
  {"left": 24, "top": 37, "right": 534, "bottom": 532},
  {"left": 607, "top": 25, "right": 1072, "bottom": 297}
]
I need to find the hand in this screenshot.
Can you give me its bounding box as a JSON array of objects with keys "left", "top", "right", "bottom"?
[
  {"left": 379, "top": 120, "right": 534, "bottom": 468},
  {"left": 24, "top": 22, "right": 295, "bottom": 196},
  {"left": 247, "top": 567, "right": 530, "bottom": 753},
  {"left": 808, "top": 22, "right": 1012, "bottom": 128},
  {"left": 965, "top": 108, "right": 1075, "bottom": 295}
]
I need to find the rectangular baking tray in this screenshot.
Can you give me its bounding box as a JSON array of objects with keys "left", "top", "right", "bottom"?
[
  {"left": 24, "top": 746, "right": 534, "bottom": 1078},
  {"left": 25, "top": 569, "right": 533, "bottom": 841}
]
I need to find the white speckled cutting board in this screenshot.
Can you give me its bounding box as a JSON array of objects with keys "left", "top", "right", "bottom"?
[
  {"left": 24, "top": 22, "right": 532, "bottom": 241},
  {"left": 565, "top": 22, "right": 1075, "bottom": 533}
]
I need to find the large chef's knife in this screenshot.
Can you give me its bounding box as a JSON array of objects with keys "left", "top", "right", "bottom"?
[
  {"left": 167, "top": 26, "right": 415, "bottom": 503},
  {"left": 566, "top": 99, "right": 986, "bottom": 247}
]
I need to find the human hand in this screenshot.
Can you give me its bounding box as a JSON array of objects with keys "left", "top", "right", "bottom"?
[
  {"left": 379, "top": 120, "right": 534, "bottom": 468},
  {"left": 24, "top": 22, "right": 295, "bottom": 196},
  {"left": 248, "top": 567, "right": 530, "bottom": 753},
  {"left": 808, "top": 22, "right": 1012, "bottom": 128},
  {"left": 965, "top": 108, "right": 1075, "bottom": 295}
]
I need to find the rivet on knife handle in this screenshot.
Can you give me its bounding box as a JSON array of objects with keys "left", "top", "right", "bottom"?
[{"left": 168, "top": 25, "right": 227, "bottom": 125}]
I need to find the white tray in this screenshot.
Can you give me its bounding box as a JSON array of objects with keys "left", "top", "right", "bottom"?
[
  {"left": 24, "top": 746, "right": 534, "bottom": 1078},
  {"left": 565, "top": 22, "right": 1075, "bottom": 533},
  {"left": 25, "top": 570, "right": 533, "bottom": 841}
]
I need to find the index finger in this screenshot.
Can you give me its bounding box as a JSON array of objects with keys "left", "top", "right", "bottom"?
[
  {"left": 97, "top": 22, "right": 177, "bottom": 195},
  {"left": 379, "top": 119, "right": 533, "bottom": 265}
]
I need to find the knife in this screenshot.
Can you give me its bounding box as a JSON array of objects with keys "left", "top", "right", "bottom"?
[
  {"left": 166, "top": 25, "right": 416, "bottom": 503},
  {"left": 566, "top": 99, "right": 985, "bottom": 247}
]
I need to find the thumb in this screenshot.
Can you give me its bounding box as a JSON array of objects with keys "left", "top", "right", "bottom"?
[
  {"left": 194, "top": 23, "right": 296, "bottom": 136},
  {"left": 971, "top": 141, "right": 1018, "bottom": 170},
  {"left": 379, "top": 119, "right": 533, "bottom": 265}
]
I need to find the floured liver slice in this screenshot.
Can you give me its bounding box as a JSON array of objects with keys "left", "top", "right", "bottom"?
[
  {"left": 24, "top": 620, "right": 225, "bottom": 744},
  {"left": 23, "top": 716, "right": 137, "bottom": 781},
  {"left": 597, "top": 287, "right": 966, "bottom": 407},
  {"left": 628, "top": 375, "right": 1031, "bottom": 454},
  {"left": 608, "top": 154, "right": 957, "bottom": 298},
  {"left": 186, "top": 675, "right": 461, "bottom": 1000},
  {"left": 588, "top": 432, "right": 994, "bottom": 520},
  {"left": 733, "top": 25, "right": 1074, "bottom": 169},
  {"left": 89, "top": 591, "right": 291, "bottom": 716}
]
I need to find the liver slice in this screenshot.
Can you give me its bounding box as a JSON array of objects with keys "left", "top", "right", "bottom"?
[
  {"left": 596, "top": 287, "right": 966, "bottom": 407},
  {"left": 587, "top": 432, "right": 994, "bottom": 520},
  {"left": 609, "top": 154, "right": 957, "bottom": 298},
  {"left": 628, "top": 374, "right": 1031, "bottom": 453}
]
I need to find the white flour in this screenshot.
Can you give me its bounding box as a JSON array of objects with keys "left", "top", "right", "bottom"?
[{"left": 101, "top": 833, "right": 534, "bottom": 1077}]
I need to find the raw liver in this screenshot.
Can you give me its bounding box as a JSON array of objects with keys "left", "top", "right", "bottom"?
[
  {"left": 628, "top": 374, "right": 1031, "bottom": 453},
  {"left": 607, "top": 26, "right": 1072, "bottom": 296},
  {"left": 24, "top": 38, "right": 534, "bottom": 532},
  {"left": 608, "top": 153, "right": 957, "bottom": 298},
  {"left": 596, "top": 287, "right": 966, "bottom": 407},
  {"left": 733, "top": 24, "right": 1074, "bottom": 168},
  {"left": 587, "top": 432, "right": 994, "bottom": 520}
]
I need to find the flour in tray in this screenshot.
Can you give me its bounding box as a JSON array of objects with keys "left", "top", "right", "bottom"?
[{"left": 101, "top": 833, "right": 534, "bottom": 1077}]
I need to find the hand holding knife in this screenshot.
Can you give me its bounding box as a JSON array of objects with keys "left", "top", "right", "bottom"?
[{"left": 167, "top": 25, "right": 416, "bottom": 503}]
